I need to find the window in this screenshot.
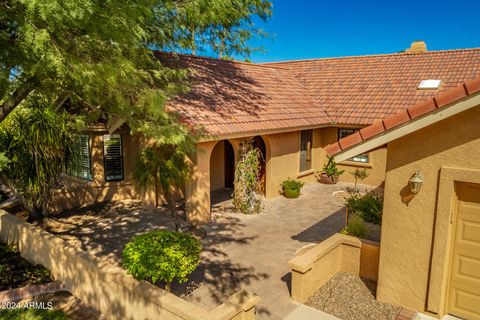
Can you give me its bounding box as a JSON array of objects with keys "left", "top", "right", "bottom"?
[
  {"left": 70, "top": 134, "right": 92, "bottom": 180},
  {"left": 338, "top": 129, "right": 369, "bottom": 163},
  {"left": 103, "top": 134, "right": 124, "bottom": 181},
  {"left": 300, "top": 130, "right": 313, "bottom": 172}
]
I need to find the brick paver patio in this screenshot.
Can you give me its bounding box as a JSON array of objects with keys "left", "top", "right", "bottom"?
[{"left": 47, "top": 182, "right": 363, "bottom": 319}]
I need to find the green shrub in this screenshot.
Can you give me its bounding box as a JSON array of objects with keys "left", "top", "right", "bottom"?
[
  {"left": 233, "top": 145, "right": 262, "bottom": 214},
  {"left": 340, "top": 215, "right": 368, "bottom": 238},
  {"left": 322, "top": 156, "right": 344, "bottom": 178},
  {"left": 345, "top": 191, "right": 383, "bottom": 224},
  {"left": 281, "top": 178, "right": 304, "bottom": 193},
  {"left": 123, "top": 230, "right": 201, "bottom": 291},
  {"left": 0, "top": 308, "right": 67, "bottom": 320},
  {"left": 0, "top": 244, "right": 53, "bottom": 291}
]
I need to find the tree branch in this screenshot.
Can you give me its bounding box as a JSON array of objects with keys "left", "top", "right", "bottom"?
[{"left": 0, "top": 77, "right": 36, "bottom": 122}]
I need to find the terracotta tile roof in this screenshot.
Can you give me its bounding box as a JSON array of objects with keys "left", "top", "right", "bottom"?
[
  {"left": 160, "top": 48, "right": 480, "bottom": 137},
  {"left": 325, "top": 77, "right": 480, "bottom": 157},
  {"left": 264, "top": 48, "right": 480, "bottom": 125},
  {"left": 158, "top": 53, "right": 330, "bottom": 137}
]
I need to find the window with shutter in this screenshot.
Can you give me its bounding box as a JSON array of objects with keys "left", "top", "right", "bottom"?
[
  {"left": 300, "top": 130, "right": 313, "bottom": 172},
  {"left": 70, "top": 134, "right": 92, "bottom": 180},
  {"left": 103, "top": 134, "right": 124, "bottom": 181}
]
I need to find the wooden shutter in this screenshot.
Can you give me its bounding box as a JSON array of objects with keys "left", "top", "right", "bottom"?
[
  {"left": 103, "top": 134, "right": 123, "bottom": 181},
  {"left": 78, "top": 134, "right": 92, "bottom": 180}
]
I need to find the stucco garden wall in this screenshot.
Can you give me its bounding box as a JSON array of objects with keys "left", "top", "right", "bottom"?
[
  {"left": 377, "top": 105, "right": 480, "bottom": 315},
  {"left": 320, "top": 127, "right": 387, "bottom": 187},
  {"left": 288, "top": 234, "right": 380, "bottom": 303},
  {"left": 0, "top": 211, "right": 260, "bottom": 320}
]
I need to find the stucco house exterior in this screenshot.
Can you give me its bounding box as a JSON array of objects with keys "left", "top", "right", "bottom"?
[
  {"left": 327, "top": 77, "right": 480, "bottom": 319},
  {"left": 52, "top": 41, "right": 480, "bottom": 226}
]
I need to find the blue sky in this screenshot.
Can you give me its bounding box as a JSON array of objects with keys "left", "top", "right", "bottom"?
[{"left": 245, "top": 0, "right": 480, "bottom": 62}]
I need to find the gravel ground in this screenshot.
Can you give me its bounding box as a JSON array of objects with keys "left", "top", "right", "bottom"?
[{"left": 305, "top": 272, "right": 401, "bottom": 320}]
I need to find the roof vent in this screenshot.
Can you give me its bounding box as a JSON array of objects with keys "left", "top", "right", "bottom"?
[
  {"left": 406, "top": 41, "right": 428, "bottom": 54},
  {"left": 418, "top": 79, "right": 441, "bottom": 90}
]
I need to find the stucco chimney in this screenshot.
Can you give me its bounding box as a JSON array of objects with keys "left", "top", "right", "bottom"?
[{"left": 405, "top": 41, "right": 428, "bottom": 53}]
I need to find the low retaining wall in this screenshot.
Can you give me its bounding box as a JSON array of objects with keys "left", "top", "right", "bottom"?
[
  {"left": 0, "top": 211, "right": 259, "bottom": 320},
  {"left": 288, "top": 233, "right": 380, "bottom": 303}
]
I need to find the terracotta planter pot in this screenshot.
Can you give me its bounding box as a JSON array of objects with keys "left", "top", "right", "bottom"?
[
  {"left": 318, "top": 173, "right": 339, "bottom": 184},
  {"left": 283, "top": 188, "right": 300, "bottom": 198}
]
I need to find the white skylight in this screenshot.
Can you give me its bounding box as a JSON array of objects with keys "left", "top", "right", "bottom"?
[{"left": 418, "top": 79, "right": 442, "bottom": 90}]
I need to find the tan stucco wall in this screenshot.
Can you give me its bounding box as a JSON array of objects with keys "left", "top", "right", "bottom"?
[
  {"left": 50, "top": 131, "right": 141, "bottom": 212},
  {"left": 288, "top": 234, "right": 380, "bottom": 303},
  {"left": 377, "top": 105, "right": 480, "bottom": 315},
  {"left": 264, "top": 129, "right": 323, "bottom": 198},
  {"left": 320, "top": 127, "right": 387, "bottom": 187}
]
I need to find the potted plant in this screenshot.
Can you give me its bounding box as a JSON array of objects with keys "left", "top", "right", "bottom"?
[
  {"left": 281, "top": 178, "right": 304, "bottom": 198},
  {"left": 316, "top": 156, "right": 344, "bottom": 184}
]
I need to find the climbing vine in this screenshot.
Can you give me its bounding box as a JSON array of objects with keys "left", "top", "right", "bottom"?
[{"left": 232, "top": 142, "right": 262, "bottom": 214}]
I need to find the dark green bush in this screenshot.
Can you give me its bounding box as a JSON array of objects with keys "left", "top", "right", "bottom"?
[
  {"left": 281, "top": 178, "right": 304, "bottom": 193},
  {"left": 0, "top": 244, "right": 53, "bottom": 291},
  {"left": 345, "top": 191, "right": 383, "bottom": 225},
  {"left": 0, "top": 308, "right": 67, "bottom": 320},
  {"left": 340, "top": 215, "right": 368, "bottom": 238},
  {"left": 123, "top": 230, "right": 201, "bottom": 291}
]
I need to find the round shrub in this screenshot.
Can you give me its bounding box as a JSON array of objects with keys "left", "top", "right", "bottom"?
[
  {"left": 122, "top": 230, "right": 201, "bottom": 291},
  {"left": 281, "top": 178, "right": 304, "bottom": 198}
]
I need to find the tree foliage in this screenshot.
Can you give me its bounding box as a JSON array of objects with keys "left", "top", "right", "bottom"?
[
  {"left": 132, "top": 143, "right": 189, "bottom": 209},
  {"left": 0, "top": 0, "right": 272, "bottom": 144},
  {"left": 0, "top": 104, "right": 80, "bottom": 218},
  {"left": 122, "top": 230, "right": 201, "bottom": 292}
]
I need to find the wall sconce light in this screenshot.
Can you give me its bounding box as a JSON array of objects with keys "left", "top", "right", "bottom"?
[{"left": 409, "top": 169, "right": 424, "bottom": 194}]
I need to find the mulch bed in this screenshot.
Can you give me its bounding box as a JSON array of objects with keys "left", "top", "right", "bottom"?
[
  {"left": 305, "top": 272, "right": 401, "bottom": 320},
  {"left": 0, "top": 243, "right": 53, "bottom": 291}
]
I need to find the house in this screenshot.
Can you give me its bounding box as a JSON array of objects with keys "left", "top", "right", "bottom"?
[
  {"left": 326, "top": 77, "right": 480, "bottom": 319},
  {"left": 52, "top": 41, "right": 480, "bottom": 226}
]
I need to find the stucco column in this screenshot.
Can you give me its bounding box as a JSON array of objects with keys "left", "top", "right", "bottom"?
[{"left": 186, "top": 141, "right": 216, "bottom": 224}]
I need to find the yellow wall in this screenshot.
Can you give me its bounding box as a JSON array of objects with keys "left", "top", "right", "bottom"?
[
  {"left": 377, "top": 105, "right": 480, "bottom": 315},
  {"left": 320, "top": 127, "right": 387, "bottom": 187},
  {"left": 264, "top": 129, "right": 324, "bottom": 198}
]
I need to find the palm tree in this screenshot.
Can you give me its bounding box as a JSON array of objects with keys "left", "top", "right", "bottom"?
[{"left": 0, "top": 105, "right": 80, "bottom": 220}]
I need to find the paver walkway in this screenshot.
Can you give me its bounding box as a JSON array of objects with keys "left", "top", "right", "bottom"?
[{"left": 46, "top": 182, "right": 365, "bottom": 320}]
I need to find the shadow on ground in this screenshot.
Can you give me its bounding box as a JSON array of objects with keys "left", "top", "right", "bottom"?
[
  {"left": 291, "top": 207, "right": 346, "bottom": 243},
  {"left": 46, "top": 200, "right": 269, "bottom": 311}
]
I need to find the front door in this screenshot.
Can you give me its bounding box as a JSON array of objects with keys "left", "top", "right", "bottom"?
[{"left": 447, "top": 182, "right": 480, "bottom": 319}]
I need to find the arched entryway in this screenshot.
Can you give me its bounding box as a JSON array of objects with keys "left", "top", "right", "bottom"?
[
  {"left": 252, "top": 136, "right": 267, "bottom": 195},
  {"left": 210, "top": 140, "right": 235, "bottom": 204}
]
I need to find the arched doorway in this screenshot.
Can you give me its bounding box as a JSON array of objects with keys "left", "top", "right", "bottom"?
[
  {"left": 210, "top": 140, "right": 235, "bottom": 204},
  {"left": 252, "top": 136, "right": 267, "bottom": 195}
]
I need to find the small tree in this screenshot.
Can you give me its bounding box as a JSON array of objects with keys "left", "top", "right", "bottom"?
[
  {"left": 123, "top": 230, "right": 200, "bottom": 292},
  {"left": 233, "top": 142, "right": 261, "bottom": 214},
  {"left": 0, "top": 105, "right": 80, "bottom": 220},
  {"left": 350, "top": 168, "right": 369, "bottom": 190},
  {"left": 132, "top": 144, "right": 189, "bottom": 223}
]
